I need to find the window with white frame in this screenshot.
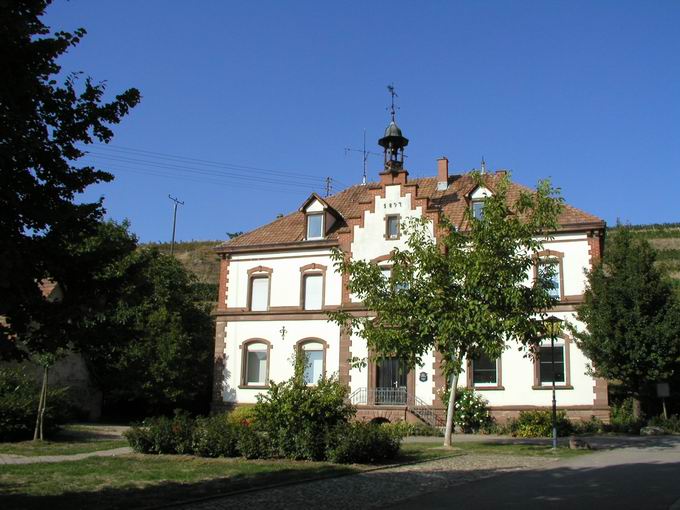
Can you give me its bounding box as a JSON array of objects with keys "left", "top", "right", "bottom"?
[
  {"left": 244, "top": 342, "right": 269, "bottom": 385},
  {"left": 472, "top": 200, "right": 485, "bottom": 220},
  {"left": 386, "top": 215, "right": 400, "bottom": 239},
  {"left": 249, "top": 276, "right": 269, "bottom": 311},
  {"left": 538, "top": 259, "right": 561, "bottom": 299},
  {"left": 471, "top": 354, "right": 498, "bottom": 386},
  {"left": 300, "top": 341, "right": 324, "bottom": 384},
  {"left": 380, "top": 267, "right": 392, "bottom": 281},
  {"left": 539, "top": 340, "right": 566, "bottom": 385},
  {"left": 303, "top": 273, "right": 323, "bottom": 310},
  {"left": 306, "top": 213, "right": 324, "bottom": 240}
]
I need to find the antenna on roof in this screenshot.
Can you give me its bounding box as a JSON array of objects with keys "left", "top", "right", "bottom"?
[
  {"left": 344, "top": 128, "right": 381, "bottom": 185},
  {"left": 481, "top": 157, "right": 486, "bottom": 174}
]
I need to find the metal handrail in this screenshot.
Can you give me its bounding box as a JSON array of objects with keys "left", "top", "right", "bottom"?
[{"left": 348, "top": 387, "right": 445, "bottom": 427}]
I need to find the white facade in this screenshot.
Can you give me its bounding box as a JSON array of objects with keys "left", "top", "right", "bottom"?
[{"left": 213, "top": 171, "right": 608, "bottom": 422}]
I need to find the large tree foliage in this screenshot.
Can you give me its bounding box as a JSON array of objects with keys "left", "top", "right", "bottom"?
[
  {"left": 75, "top": 223, "right": 214, "bottom": 418},
  {"left": 0, "top": 0, "right": 140, "bottom": 355},
  {"left": 329, "top": 173, "right": 563, "bottom": 445},
  {"left": 573, "top": 227, "right": 680, "bottom": 416}
]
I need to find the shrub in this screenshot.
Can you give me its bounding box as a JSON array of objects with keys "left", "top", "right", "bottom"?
[
  {"left": 647, "top": 414, "right": 680, "bottom": 434},
  {"left": 252, "top": 353, "right": 355, "bottom": 460},
  {"left": 453, "top": 388, "right": 494, "bottom": 433},
  {"left": 126, "top": 411, "right": 196, "bottom": 455},
  {"left": 571, "top": 415, "right": 605, "bottom": 435},
  {"left": 123, "top": 426, "right": 153, "bottom": 453},
  {"left": 0, "top": 367, "right": 74, "bottom": 441},
  {"left": 608, "top": 398, "right": 644, "bottom": 434},
  {"left": 510, "top": 410, "right": 572, "bottom": 438},
  {"left": 385, "top": 420, "right": 443, "bottom": 437},
  {"left": 437, "top": 386, "right": 494, "bottom": 433},
  {"left": 226, "top": 406, "right": 256, "bottom": 427},
  {"left": 236, "top": 424, "right": 271, "bottom": 459},
  {"left": 326, "top": 422, "right": 401, "bottom": 464},
  {"left": 192, "top": 414, "right": 240, "bottom": 458}
]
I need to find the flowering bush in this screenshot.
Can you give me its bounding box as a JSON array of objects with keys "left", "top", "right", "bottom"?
[{"left": 438, "top": 386, "right": 493, "bottom": 433}]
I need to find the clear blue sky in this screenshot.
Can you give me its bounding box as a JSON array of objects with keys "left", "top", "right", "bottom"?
[{"left": 43, "top": 0, "right": 680, "bottom": 243}]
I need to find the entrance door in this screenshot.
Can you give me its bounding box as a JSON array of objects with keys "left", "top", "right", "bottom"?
[{"left": 376, "top": 356, "right": 407, "bottom": 404}]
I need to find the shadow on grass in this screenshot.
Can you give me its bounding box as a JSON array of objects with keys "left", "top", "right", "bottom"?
[
  {"left": 4, "top": 459, "right": 680, "bottom": 510},
  {"left": 0, "top": 462, "right": 357, "bottom": 510}
]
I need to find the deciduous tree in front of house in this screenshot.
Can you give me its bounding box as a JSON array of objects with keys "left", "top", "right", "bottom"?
[{"left": 329, "top": 173, "right": 563, "bottom": 445}]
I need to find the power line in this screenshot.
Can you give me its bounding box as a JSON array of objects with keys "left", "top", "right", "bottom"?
[
  {"left": 91, "top": 143, "right": 327, "bottom": 182},
  {"left": 83, "top": 152, "right": 324, "bottom": 189}
]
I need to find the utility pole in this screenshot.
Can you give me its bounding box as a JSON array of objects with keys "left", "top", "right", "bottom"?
[{"left": 168, "top": 194, "right": 184, "bottom": 255}]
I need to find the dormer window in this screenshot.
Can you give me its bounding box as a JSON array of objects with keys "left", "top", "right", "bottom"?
[
  {"left": 306, "top": 213, "right": 324, "bottom": 240},
  {"left": 472, "top": 200, "right": 485, "bottom": 220}
]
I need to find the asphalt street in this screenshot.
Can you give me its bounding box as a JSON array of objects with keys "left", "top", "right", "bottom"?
[{"left": 390, "top": 436, "right": 680, "bottom": 510}]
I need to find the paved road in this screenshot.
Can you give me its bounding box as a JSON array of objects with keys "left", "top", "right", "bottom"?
[{"left": 391, "top": 436, "right": 680, "bottom": 510}]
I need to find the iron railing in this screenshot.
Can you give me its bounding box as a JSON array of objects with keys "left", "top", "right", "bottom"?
[{"left": 348, "top": 387, "right": 446, "bottom": 428}]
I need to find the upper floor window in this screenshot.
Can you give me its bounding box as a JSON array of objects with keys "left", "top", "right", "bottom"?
[
  {"left": 303, "top": 273, "right": 323, "bottom": 310},
  {"left": 385, "top": 215, "right": 400, "bottom": 239},
  {"left": 306, "top": 213, "right": 324, "bottom": 240},
  {"left": 538, "top": 259, "right": 561, "bottom": 299},
  {"left": 380, "top": 267, "right": 392, "bottom": 281},
  {"left": 471, "top": 354, "right": 498, "bottom": 387},
  {"left": 471, "top": 200, "right": 485, "bottom": 220},
  {"left": 249, "top": 276, "right": 270, "bottom": 311}
]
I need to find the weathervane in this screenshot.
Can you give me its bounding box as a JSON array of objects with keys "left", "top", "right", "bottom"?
[{"left": 387, "top": 83, "right": 399, "bottom": 121}]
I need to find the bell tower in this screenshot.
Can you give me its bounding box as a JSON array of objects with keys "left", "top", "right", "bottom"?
[{"left": 378, "top": 85, "right": 409, "bottom": 173}]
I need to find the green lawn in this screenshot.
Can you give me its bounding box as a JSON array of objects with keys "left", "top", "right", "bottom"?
[
  {"left": 0, "top": 441, "right": 585, "bottom": 510},
  {"left": 0, "top": 443, "right": 460, "bottom": 510},
  {"left": 0, "top": 439, "right": 128, "bottom": 457},
  {"left": 450, "top": 441, "right": 593, "bottom": 459},
  {"left": 0, "top": 425, "right": 128, "bottom": 457}
]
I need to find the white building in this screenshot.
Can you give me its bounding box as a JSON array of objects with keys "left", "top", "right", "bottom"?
[{"left": 211, "top": 117, "right": 608, "bottom": 424}]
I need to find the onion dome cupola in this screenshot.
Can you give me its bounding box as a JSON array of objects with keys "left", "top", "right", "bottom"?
[{"left": 378, "top": 84, "right": 409, "bottom": 172}]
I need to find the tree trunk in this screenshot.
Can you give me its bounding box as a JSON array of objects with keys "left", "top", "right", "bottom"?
[
  {"left": 443, "top": 371, "right": 460, "bottom": 447},
  {"left": 33, "top": 366, "right": 48, "bottom": 441},
  {"left": 39, "top": 367, "right": 49, "bottom": 440},
  {"left": 632, "top": 396, "right": 642, "bottom": 421}
]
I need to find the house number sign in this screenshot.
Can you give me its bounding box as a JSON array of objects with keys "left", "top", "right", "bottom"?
[
  {"left": 419, "top": 372, "right": 428, "bottom": 382},
  {"left": 383, "top": 201, "right": 403, "bottom": 209}
]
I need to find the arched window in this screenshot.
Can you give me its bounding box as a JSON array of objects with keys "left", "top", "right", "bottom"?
[
  {"left": 241, "top": 339, "right": 271, "bottom": 387},
  {"left": 534, "top": 250, "right": 565, "bottom": 301},
  {"left": 299, "top": 264, "right": 326, "bottom": 310},
  {"left": 297, "top": 339, "right": 327, "bottom": 385},
  {"left": 247, "top": 266, "right": 272, "bottom": 311}
]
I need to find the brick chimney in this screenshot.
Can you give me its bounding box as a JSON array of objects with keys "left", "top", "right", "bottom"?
[{"left": 437, "top": 157, "right": 449, "bottom": 191}]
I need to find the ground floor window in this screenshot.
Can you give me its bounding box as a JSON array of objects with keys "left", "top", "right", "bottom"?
[
  {"left": 298, "top": 340, "right": 325, "bottom": 384},
  {"left": 539, "top": 342, "right": 566, "bottom": 385},
  {"left": 242, "top": 340, "right": 269, "bottom": 386},
  {"left": 471, "top": 354, "right": 498, "bottom": 386}
]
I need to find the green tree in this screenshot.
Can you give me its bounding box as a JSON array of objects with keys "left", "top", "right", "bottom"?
[
  {"left": 329, "top": 173, "right": 563, "bottom": 446},
  {"left": 572, "top": 227, "right": 680, "bottom": 418},
  {"left": 80, "top": 237, "right": 214, "bottom": 418},
  {"left": 0, "top": 0, "right": 140, "bottom": 355}
]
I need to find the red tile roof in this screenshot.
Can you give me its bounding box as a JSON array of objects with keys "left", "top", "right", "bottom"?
[{"left": 218, "top": 172, "right": 603, "bottom": 252}]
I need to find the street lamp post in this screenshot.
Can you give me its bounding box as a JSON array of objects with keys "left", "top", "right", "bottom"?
[{"left": 544, "top": 315, "right": 563, "bottom": 450}]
